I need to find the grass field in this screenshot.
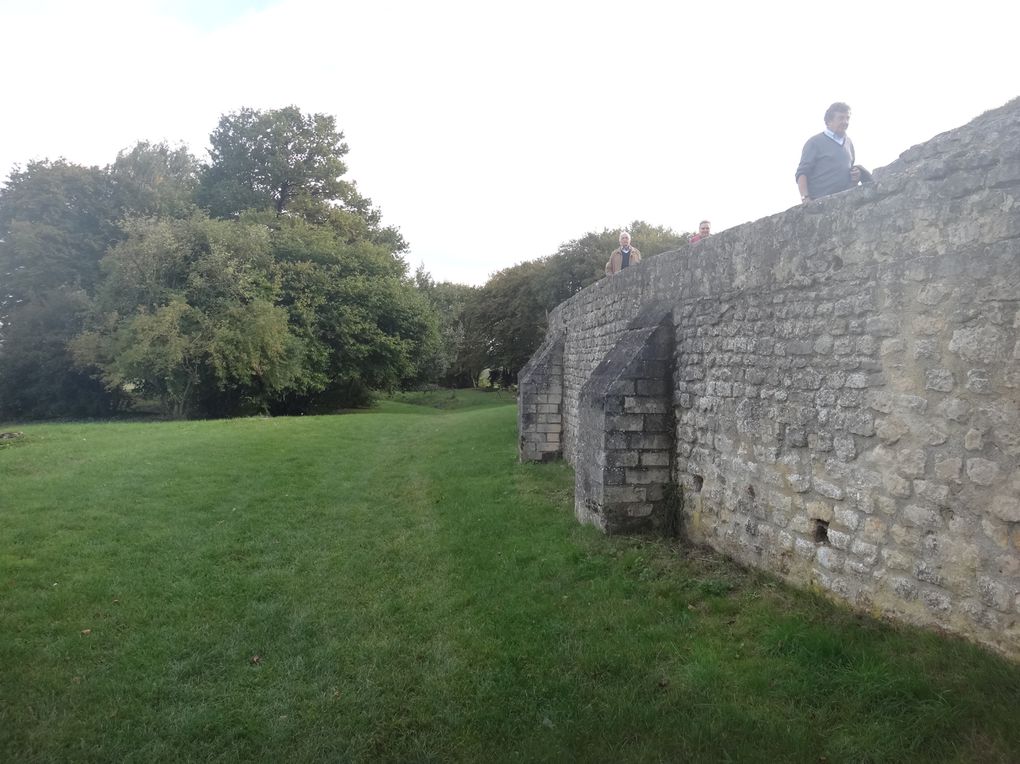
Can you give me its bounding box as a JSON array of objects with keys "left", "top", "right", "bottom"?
[{"left": 2, "top": 392, "right": 1019, "bottom": 762}]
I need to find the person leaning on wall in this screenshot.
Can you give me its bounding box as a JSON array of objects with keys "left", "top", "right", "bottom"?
[
  {"left": 690, "top": 220, "right": 711, "bottom": 244},
  {"left": 605, "top": 230, "right": 641, "bottom": 276}
]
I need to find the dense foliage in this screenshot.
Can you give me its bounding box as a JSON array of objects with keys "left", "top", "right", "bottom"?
[
  {"left": 460, "top": 221, "right": 689, "bottom": 384},
  {"left": 0, "top": 105, "right": 687, "bottom": 419},
  {"left": 0, "top": 108, "right": 436, "bottom": 419}
]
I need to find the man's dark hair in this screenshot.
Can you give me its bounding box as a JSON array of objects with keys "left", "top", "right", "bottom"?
[{"left": 824, "top": 102, "right": 851, "bottom": 123}]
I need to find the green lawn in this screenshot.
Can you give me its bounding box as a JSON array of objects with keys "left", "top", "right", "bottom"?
[{"left": 2, "top": 400, "right": 1018, "bottom": 762}]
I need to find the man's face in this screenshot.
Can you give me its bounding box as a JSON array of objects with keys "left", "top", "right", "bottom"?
[
  {"left": 826, "top": 110, "right": 850, "bottom": 137},
  {"left": 698, "top": 223, "right": 710, "bottom": 236},
  {"left": 619, "top": 234, "right": 631, "bottom": 248}
]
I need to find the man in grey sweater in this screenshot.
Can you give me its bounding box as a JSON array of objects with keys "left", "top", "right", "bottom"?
[{"left": 796, "top": 102, "right": 861, "bottom": 204}]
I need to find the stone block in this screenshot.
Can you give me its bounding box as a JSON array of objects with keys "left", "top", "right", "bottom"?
[
  {"left": 805, "top": 501, "right": 833, "bottom": 522},
  {"left": 607, "top": 380, "right": 635, "bottom": 396},
  {"left": 862, "top": 516, "right": 888, "bottom": 542},
  {"left": 896, "top": 449, "right": 927, "bottom": 478},
  {"left": 891, "top": 577, "right": 919, "bottom": 601},
  {"left": 948, "top": 325, "right": 1007, "bottom": 364},
  {"left": 966, "top": 369, "right": 992, "bottom": 394},
  {"left": 922, "top": 588, "right": 951, "bottom": 614},
  {"left": 934, "top": 456, "right": 962, "bottom": 482},
  {"left": 935, "top": 397, "right": 971, "bottom": 423},
  {"left": 884, "top": 473, "right": 912, "bottom": 498},
  {"left": 989, "top": 495, "right": 1020, "bottom": 523},
  {"left": 624, "top": 397, "right": 667, "bottom": 414},
  {"left": 977, "top": 576, "right": 1012, "bottom": 612},
  {"left": 816, "top": 546, "right": 844, "bottom": 571},
  {"left": 827, "top": 529, "right": 851, "bottom": 550},
  {"left": 626, "top": 467, "right": 671, "bottom": 485},
  {"left": 876, "top": 416, "right": 909, "bottom": 444},
  {"left": 795, "top": 538, "right": 816, "bottom": 559},
  {"left": 834, "top": 506, "right": 861, "bottom": 530},
  {"left": 966, "top": 458, "right": 1001, "bottom": 486},
  {"left": 851, "top": 540, "right": 880, "bottom": 566},
  {"left": 607, "top": 451, "right": 639, "bottom": 468},
  {"left": 925, "top": 368, "right": 954, "bottom": 392},
  {"left": 913, "top": 480, "right": 950, "bottom": 507},
  {"left": 640, "top": 451, "right": 670, "bottom": 467},
  {"left": 834, "top": 434, "right": 857, "bottom": 461},
  {"left": 604, "top": 485, "right": 645, "bottom": 504},
  {"left": 626, "top": 503, "right": 655, "bottom": 518},
  {"left": 636, "top": 379, "right": 669, "bottom": 396},
  {"left": 902, "top": 504, "right": 941, "bottom": 528},
  {"left": 845, "top": 372, "right": 869, "bottom": 389},
  {"left": 814, "top": 478, "right": 845, "bottom": 501},
  {"left": 642, "top": 414, "right": 672, "bottom": 432},
  {"left": 606, "top": 414, "right": 644, "bottom": 432}
]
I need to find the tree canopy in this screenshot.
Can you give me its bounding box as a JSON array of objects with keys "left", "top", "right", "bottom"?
[
  {"left": 459, "top": 221, "right": 689, "bottom": 384},
  {"left": 1, "top": 107, "right": 435, "bottom": 420}
]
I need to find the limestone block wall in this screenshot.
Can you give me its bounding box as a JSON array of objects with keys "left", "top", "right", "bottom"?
[
  {"left": 574, "top": 304, "right": 675, "bottom": 533},
  {"left": 519, "top": 97, "right": 1020, "bottom": 658},
  {"left": 518, "top": 338, "right": 563, "bottom": 462}
]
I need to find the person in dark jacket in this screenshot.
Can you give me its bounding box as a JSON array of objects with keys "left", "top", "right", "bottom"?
[{"left": 796, "top": 102, "right": 862, "bottom": 204}]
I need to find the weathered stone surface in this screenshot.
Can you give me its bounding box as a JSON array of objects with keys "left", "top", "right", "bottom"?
[
  {"left": 925, "top": 368, "right": 955, "bottom": 392},
  {"left": 989, "top": 495, "right": 1020, "bottom": 523},
  {"left": 948, "top": 325, "right": 1007, "bottom": 364},
  {"left": 966, "top": 458, "right": 1001, "bottom": 486},
  {"left": 521, "top": 97, "right": 1020, "bottom": 659}
]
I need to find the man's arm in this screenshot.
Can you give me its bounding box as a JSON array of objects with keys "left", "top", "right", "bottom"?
[
  {"left": 797, "top": 174, "right": 810, "bottom": 203},
  {"left": 795, "top": 137, "right": 815, "bottom": 203}
]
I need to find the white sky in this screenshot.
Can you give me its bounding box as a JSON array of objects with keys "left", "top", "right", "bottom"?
[{"left": 2, "top": 0, "right": 1017, "bottom": 285}]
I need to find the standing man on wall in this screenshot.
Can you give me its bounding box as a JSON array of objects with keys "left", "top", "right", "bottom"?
[
  {"left": 796, "top": 102, "right": 862, "bottom": 204},
  {"left": 605, "top": 230, "right": 641, "bottom": 276}
]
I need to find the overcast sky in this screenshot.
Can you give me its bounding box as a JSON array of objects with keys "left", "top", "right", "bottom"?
[{"left": 2, "top": 0, "right": 1017, "bottom": 285}]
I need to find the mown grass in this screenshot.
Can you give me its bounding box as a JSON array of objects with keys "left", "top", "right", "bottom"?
[{"left": 1, "top": 401, "right": 1018, "bottom": 762}]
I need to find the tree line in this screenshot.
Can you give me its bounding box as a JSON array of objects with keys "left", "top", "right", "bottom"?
[{"left": 0, "top": 106, "right": 688, "bottom": 420}]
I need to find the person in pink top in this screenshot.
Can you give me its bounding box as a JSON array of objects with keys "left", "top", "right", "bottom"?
[{"left": 690, "top": 220, "right": 711, "bottom": 244}]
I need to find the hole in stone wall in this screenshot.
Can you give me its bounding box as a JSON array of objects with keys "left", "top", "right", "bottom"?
[
  {"left": 692, "top": 475, "right": 704, "bottom": 493},
  {"left": 813, "top": 519, "right": 830, "bottom": 545},
  {"left": 831, "top": 255, "right": 844, "bottom": 270},
  {"left": 746, "top": 484, "right": 756, "bottom": 499}
]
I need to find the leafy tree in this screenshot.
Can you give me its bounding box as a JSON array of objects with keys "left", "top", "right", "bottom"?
[
  {"left": 414, "top": 265, "right": 479, "bottom": 387},
  {"left": 110, "top": 141, "right": 201, "bottom": 219},
  {"left": 0, "top": 288, "right": 123, "bottom": 419},
  {"left": 1, "top": 106, "right": 444, "bottom": 420},
  {"left": 462, "top": 260, "right": 546, "bottom": 382},
  {"left": 462, "top": 221, "right": 689, "bottom": 382},
  {"left": 72, "top": 214, "right": 308, "bottom": 418},
  {"left": 198, "top": 104, "right": 407, "bottom": 252},
  {"left": 0, "top": 160, "right": 120, "bottom": 304},
  {"left": 271, "top": 232, "right": 441, "bottom": 412},
  {"left": 0, "top": 160, "right": 127, "bottom": 419}
]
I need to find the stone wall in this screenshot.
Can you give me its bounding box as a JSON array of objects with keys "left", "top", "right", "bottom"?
[{"left": 519, "top": 97, "right": 1020, "bottom": 658}]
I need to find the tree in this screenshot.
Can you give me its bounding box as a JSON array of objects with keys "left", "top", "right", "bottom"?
[
  {"left": 0, "top": 160, "right": 121, "bottom": 304},
  {"left": 271, "top": 234, "right": 442, "bottom": 412},
  {"left": 461, "top": 221, "right": 690, "bottom": 382},
  {"left": 110, "top": 141, "right": 201, "bottom": 220},
  {"left": 414, "top": 265, "right": 479, "bottom": 387},
  {"left": 200, "top": 106, "right": 353, "bottom": 216},
  {"left": 462, "top": 260, "right": 547, "bottom": 382},
  {"left": 72, "top": 214, "right": 309, "bottom": 418},
  {"left": 0, "top": 160, "right": 127, "bottom": 419},
  {"left": 0, "top": 288, "right": 123, "bottom": 419}
]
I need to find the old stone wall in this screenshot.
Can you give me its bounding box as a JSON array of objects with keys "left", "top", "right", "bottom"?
[{"left": 519, "top": 97, "right": 1020, "bottom": 658}]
